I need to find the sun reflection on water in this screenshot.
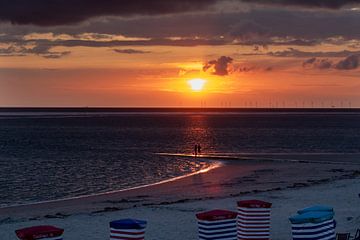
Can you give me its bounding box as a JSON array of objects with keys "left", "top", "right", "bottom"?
[{"left": 180, "top": 114, "right": 217, "bottom": 155}]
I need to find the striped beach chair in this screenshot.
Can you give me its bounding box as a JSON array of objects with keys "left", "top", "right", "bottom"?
[
  {"left": 110, "top": 219, "right": 147, "bottom": 240},
  {"left": 237, "top": 200, "right": 272, "bottom": 240},
  {"left": 289, "top": 205, "right": 336, "bottom": 240},
  {"left": 15, "top": 225, "right": 64, "bottom": 240},
  {"left": 196, "top": 209, "right": 238, "bottom": 240}
]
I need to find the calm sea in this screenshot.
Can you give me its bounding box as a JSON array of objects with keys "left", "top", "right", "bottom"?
[{"left": 0, "top": 109, "right": 359, "bottom": 207}]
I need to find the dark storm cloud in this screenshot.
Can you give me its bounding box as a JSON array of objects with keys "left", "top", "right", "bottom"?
[
  {"left": 56, "top": 10, "right": 360, "bottom": 40},
  {"left": 2, "top": 0, "right": 360, "bottom": 27},
  {"left": 242, "top": 0, "right": 360, "bottom": 9},
  {"left": 3, "top": 8, "right": 360, "bottom": 45},
  {"left": 0, "top": 0, "right": 218, "bottom": 26},
  {"left": 229, "top": 20, "right": 269, "bottom": 37},
  {"left": 2, "top": 6, "right": 360, "bottom": 49},
  {"left": 203, "top": 56, "right": 233, "bottom": 76},
  {"left": 303, "top": 55, "right": 360, "bottom": 70},
  {"left": 113, "top": 49, "right": 151, "bottom": 54}
]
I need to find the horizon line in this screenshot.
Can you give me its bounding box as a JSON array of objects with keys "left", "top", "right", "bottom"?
[{"left": 0, "top": 107, "right": 359, "bottom": 112}]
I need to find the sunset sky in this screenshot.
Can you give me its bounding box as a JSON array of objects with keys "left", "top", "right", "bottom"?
[{"left": 1, "top": 0, "right": 360, "bottom": 107}]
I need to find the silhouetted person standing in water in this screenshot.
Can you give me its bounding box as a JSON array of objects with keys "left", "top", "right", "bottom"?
[
  {"left": 194, "top": 144, "right": 198, "bottom": 157},
  {"left": 197, "top": 144, "right": 202, "bottom": 155}
]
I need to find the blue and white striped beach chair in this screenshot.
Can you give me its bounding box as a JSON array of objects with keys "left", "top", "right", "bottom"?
[
  {"left": 110, "top": 219, "right": 147, "bottom": 240},
  {"left": 289, "top": 205, "right": 336, "bottom": 240}
]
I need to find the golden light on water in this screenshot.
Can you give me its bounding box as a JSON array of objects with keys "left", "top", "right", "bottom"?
[{"left": 188, "top": 78, "right": 206, "bottom": 92}]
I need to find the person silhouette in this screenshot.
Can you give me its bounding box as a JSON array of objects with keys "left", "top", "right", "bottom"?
[
  {"left": 197, "top": 144, "right": 201, "bottom": 155},
  {"left": 194, "top": 144, "right": 198, "bottom": 157}
]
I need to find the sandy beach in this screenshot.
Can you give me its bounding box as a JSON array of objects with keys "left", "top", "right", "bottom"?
[{"left": 1, "top": 154, "right": 359, "bottom": 240}]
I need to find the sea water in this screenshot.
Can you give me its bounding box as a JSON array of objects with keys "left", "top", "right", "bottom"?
[{"left": 0, "top": 109, "right": 359, "bottom": 207}]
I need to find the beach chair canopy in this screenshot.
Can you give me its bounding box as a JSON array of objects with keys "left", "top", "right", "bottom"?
[
  {"left": 297, "top": 205, "right": 334, "bottom": 215},
  {"left": 196, "top": 209, "right": 237, "bottom": 221},
  {"left": 237, "top": 199, "right": 272, "bottom": 208},
  {"left": 15, "top": 225, "right": 64, "bottom": 240},
  {"left": 289, "top": 211, "right": 334, "bottom": 224},
  {"left": 110, "top": 219, "right": 147, "bottom": 230}
]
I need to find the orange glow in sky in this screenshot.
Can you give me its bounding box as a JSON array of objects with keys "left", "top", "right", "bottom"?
[{"left": 1, "top": 1, "right": 360, "bottom": 107}]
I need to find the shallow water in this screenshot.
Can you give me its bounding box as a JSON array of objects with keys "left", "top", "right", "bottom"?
[{"left": 0, "top": 110, "right": 359, "bottom": 206}]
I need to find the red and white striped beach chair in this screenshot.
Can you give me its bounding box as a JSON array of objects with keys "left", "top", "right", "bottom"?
[
  {"left": 237, "top": 200, "right": 272, "bottom": 240},
  {"left": 196, "top": 209, "right": 238, "bottom": 240}
]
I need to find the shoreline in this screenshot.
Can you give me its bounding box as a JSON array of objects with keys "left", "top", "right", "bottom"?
[
  {"left": 0, "top": 154, "right": 359, "bottom": 221},
  {"left": 0, "top": 160, "right": 222, "bottom": 210},
  {"left": 156, "top": 152, "right": 360, "bottom": 165},
  {"left": 1, "top": 153, "right": 359, "bottom": 210}
]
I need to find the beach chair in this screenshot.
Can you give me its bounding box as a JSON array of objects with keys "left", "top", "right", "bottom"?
[
  {"left": 237, "top": 200, "right": 272, "bottom": 240},
  {"left": 196, "top": 209, "right": 237, "bottom": 240},
  {"left": 289, "top": 205, "right": 336, "bottom": 240},
  {"left": 336, "top": 233, "right": 350, "bottom": 240},
  {"left": 110, "top": 219, "right": 147, "bottom": 240}
]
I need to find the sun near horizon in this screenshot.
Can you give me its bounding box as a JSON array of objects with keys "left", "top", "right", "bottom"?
[{"left": 188, "top": 78, "right": 207, "bottom": 92}]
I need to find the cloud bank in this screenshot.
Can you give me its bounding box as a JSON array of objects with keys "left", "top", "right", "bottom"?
[
  {"left": 1, "top": 0, "right": 360, "bottom": 27},
  {"left": 0, "top": 0, "right": 218, "bottom": 26}
]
